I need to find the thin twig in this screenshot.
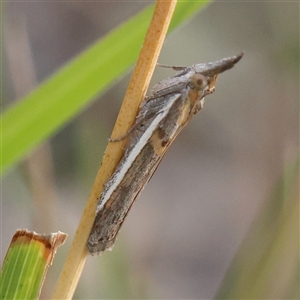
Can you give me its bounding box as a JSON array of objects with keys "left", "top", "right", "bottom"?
[{"left": 52, "top": 1, "right": 177, "bottom": 299}]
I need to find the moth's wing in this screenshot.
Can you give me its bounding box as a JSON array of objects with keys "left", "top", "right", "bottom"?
[
  {"left": 110, "top": 92, "right": 181, "bottom": 143},
  {"left": 126, "top": 92, "right": 182, "bottom": 149},
  {"left": 88, "top": 92, "right": 185, "bottom": 255}
]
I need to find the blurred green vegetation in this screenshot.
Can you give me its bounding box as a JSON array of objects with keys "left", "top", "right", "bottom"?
[{"left": 1, "top": 1, "right": 209, "bottom": 175}]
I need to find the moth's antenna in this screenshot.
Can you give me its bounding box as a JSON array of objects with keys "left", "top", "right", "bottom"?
[{"left": 156, "top": 63, "right": 186, "bottom": 71}]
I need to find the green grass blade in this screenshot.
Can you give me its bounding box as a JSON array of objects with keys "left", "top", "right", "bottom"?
[
  {"left": 1, "top": 1, "right": 210, "bottom": 175},
  {"left": 0, "top": 230, "right": 66, "bottom": 300}
]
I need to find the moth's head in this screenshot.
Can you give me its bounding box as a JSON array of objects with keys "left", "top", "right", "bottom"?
[{"left": 189, "top": 52, "right": 244, "bottom": 94}]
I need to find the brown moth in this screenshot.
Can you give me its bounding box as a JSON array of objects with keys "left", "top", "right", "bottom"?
[{"left": 87, "top": 53, "right": 243, "bottom": 255}]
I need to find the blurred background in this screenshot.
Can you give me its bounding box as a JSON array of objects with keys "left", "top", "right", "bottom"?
[{"left": 2, "top": 1, "right": 299, "bottom": 299}]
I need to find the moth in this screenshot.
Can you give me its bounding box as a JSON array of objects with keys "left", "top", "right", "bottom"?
[{"left": 87, "top": 53, "right": 243, "bottom": 255}]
